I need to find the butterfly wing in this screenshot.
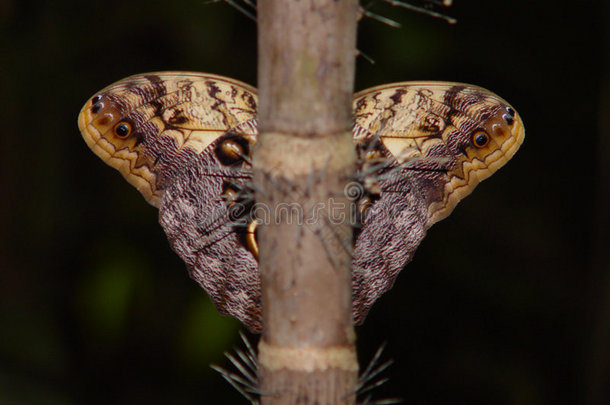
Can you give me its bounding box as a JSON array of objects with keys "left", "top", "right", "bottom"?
[
  {"left": 79, "top": 74, "right": 524, "bottom": 331},
  {"left": 351, "top": 82, "right": 525, "bottom": 321},
  {"left": 78, "top": 72, "right": 262, "bottom": 330},
  {"left": 78, "top": 72, "right": 258, "bottom": 206}
]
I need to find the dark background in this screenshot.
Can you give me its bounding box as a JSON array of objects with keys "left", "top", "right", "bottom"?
[{"left": 1, "top": 0, "right": 608, "bottom": 404}]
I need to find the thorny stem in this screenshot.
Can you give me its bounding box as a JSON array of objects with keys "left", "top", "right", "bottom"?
[{"left": 254, "top": 0, "right": 359, "bottom": 404}]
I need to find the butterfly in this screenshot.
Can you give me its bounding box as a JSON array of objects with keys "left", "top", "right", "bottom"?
[{"left": 78, "top": 72, "right": 524, "bottom": 332}]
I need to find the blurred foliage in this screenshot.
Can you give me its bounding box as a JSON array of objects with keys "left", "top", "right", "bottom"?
[{"left": 0, "top": 0, "right": 607, "bottom": 404}]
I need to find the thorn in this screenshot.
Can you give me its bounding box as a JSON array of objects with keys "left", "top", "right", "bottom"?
[
  {"left": 239, "top": 331, "right": 259, "bottom": 371},
  {"left": 356, "top": 49, "right": 377, "bottom": 65},
  {"left": 358, "top": 376, "right": 391, "bottom": 397},
  {"left": 211, "top": 364, "right": 260, "bottom": 404},
  {"left": 381, "top": 0, "right": 457, "bottom": 24},
  {"left": 361, "top": 9, "right": 402, "bottom": 28},
  {"left": 226, "top": 351, "right": 258, "bottom": 386},
  {"left": 358, "top": 342, "right": 388, "bottom": 388},
  {"left": 365, "top": 398, "right": 404, "bottom": 405},
  {"left": 211, "top": 332, "right": 263, "bottom": 404},
  {"left": 355, "top": 342, "right": 403, "bottom": 404},
  {"left": 219, "top": 0, "right": 257, "bottom": 22}
]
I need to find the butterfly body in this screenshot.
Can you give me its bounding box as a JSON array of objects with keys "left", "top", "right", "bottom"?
[{"left": 78, "top": 72, "right": 524, "bottom": 331}]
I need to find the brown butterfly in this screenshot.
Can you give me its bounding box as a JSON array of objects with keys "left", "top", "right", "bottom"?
[{"left": 78, "top": 72, "right": 524, "bottom": 332}]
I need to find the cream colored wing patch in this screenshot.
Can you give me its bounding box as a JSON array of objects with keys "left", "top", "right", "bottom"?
[
  {"left": 353, "top": 82, "right": 525, "bottom": 225},
  {"left": 78, "top": 72, "right": 258, "bottom": 207}
]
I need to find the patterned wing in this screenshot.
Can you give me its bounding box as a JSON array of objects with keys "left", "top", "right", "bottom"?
[
  {"left": 350, "top": 82, "right": 525, "bottom": 321},
  {"left": 79, "top": 74, "right": 524, "bottom": 331},
  {"left": 78, "top": 72, "right": 263, "bottom": 330}
]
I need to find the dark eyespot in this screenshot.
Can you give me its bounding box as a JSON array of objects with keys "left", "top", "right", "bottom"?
[
  {"left": 506, "top": 106, "right": 515, "bottom": 117},
  {"left": 215, "top": 134, "right": 250, "bottom": 165},
  {"left": 114, "top": 122, "right": 132, "bottom": 139},
  {"left": 503, "top": 113, "right": 514, "bottom": 126},
  {"left": 219, "top": 139, "right": 244, "bottom": 160},
  {"left": 221, "top": 184, "right": 239, "bottom": 207},
  {"left": 473, "top": 131, "right": 489, "bottom": 148},
  {"left": 91, "top": 98, "right": 103, "bottom": 114}
]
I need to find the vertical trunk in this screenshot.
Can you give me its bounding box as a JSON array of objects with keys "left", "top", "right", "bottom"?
[{"left": 254, "top": 0, "right": 359, "bottom": 403}]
